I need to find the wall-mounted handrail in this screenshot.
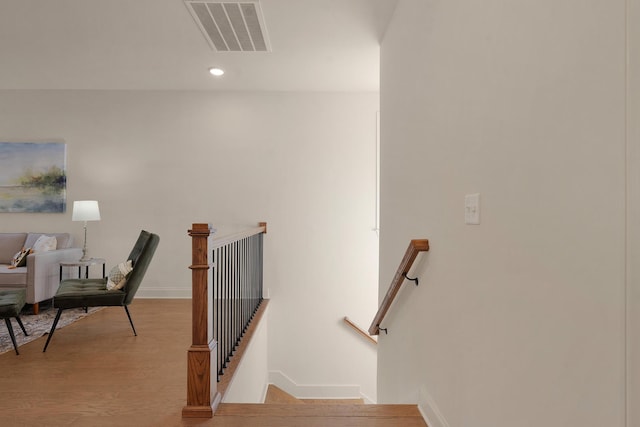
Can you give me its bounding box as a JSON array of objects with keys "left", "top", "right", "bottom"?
[
  {"left": 368, "top": 239, "right": 429, "bottom": 336},
  {"left": 343, "top": 316, "right": 377, "bottom": 345}
]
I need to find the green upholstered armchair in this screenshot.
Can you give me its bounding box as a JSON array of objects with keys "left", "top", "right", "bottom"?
[
  {"left": 0, "top": 289, "right": 28, "bottom": 355},
  {"left": 43, "top": 230, "right": 159, "bottom": 352}
]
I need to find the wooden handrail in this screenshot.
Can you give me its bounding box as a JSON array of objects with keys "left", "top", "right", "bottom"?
[
  {"left": 211, "top": 222, "right": 267, "bottom": 249},
  {"left": 368, "top": 239, "right": 429, "bottom": 336},
  {"left": 344, "top": 316, "right": 377, "bottom": 345}
]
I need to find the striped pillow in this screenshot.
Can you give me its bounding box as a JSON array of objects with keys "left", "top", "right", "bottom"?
[
  {"left": 8, "top": 248, "right": 30, "bottom": 269},
  {"left": 106, "top": 260, "right": 133, "bottom": 290}
]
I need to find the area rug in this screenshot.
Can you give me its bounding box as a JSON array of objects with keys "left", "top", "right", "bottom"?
[{"left": 0, "top": 305, "right": 103, "bottom": 355}]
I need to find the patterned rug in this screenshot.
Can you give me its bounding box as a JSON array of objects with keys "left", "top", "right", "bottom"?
[{"left": 0, "top": 303, "right": 103, "bottom": 355}]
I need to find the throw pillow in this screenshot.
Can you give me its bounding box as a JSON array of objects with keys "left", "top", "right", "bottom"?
[
  {"left": 8, "top": 248, "right": 30, "bottom": 269},
  {"left": 107, "top": 260, "right": 133, "bottom": 291},
  {"left": 32, "top": 235, "right": 57, "bottom": 253}
]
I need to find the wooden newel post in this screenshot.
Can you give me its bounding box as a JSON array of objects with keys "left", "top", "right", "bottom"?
[{"left": 182, "top": 223, "right": 221, "bottom": 418}]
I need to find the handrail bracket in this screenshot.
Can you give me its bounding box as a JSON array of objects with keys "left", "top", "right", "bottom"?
[{"left": 403, "top": 272, "right": 419, "bottom": 286}]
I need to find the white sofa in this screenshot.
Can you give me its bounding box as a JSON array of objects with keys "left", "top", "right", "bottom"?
[{"left": 0, "top": 233, "right": 82, "bottom": 314}]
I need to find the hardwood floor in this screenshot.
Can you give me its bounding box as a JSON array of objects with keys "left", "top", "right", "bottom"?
[
  {"left": 0, "top": 299, "right": 426, "bottom": 427},
  {"left": 213, "top": 404, "right": 428, "bottom": 427}
]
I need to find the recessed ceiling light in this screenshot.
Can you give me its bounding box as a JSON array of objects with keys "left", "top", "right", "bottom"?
[{"left": 209, "top": 67, "right": 224, "bottom": 77}]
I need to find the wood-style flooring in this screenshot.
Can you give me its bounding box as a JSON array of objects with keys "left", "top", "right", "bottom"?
[{"left": 0, "top": 299, "right": 427, "bottom": 426}]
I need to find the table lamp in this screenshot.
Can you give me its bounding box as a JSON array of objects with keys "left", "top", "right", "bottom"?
[{"left": 72, "top": 200, "right": 101, "bottom": 261}]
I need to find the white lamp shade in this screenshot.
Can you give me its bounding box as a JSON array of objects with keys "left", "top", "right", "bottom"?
[{"left": 72, "top": 200, "right": 101, "bottom": 221}]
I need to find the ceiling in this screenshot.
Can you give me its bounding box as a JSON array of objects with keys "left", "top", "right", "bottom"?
[{"left": 0, "top": 0, "right": 397, "bottom": 91}]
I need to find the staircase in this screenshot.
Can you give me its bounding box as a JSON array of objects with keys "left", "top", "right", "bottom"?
[
  {"left": 210, "top": 385, "right": 428, "bottom": 426},
  {"left": 264, "top": 384, "right": 365, "bottom": 405},
  {"left": 184, "top": 226, "right": 430, "bottom": 426}
]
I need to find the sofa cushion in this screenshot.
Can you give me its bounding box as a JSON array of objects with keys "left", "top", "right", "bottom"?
[
  {"left": 54, "top": 278, "right": 126, "bottom": 309},
  {"left": 0, "top": 265, "right": 27, "bottom": 286},
  {"left": 25, "top": 233, "right": 72, "bottom": 250},
  {"left": 0, "top": 233, "right": 27, "bottom": 264},
  {"left": 32, "top": 235, "right": 57, "bottom": 253},
  {"left": 0, "top": 289, "right": 26, "bottom": 318}
]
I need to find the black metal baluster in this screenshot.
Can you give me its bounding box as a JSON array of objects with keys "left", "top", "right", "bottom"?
[
  {"left": 235, "top": 240, "right": 240, "bottom": 350},
  {"left": 228, "top": 241, "right": 233, "bottom": 360},
  {"left": 217, "top": 247, "right": 223, "bottom": 378},
  {"left": 260, "top": 233, "right": 264, "bottom": 301},
  {"left": 219, "top": 245, "right": 223, "bottom": 375},
  {"left": 244, "top": 236, "right": 249, "bottom": 332},
  {"left": 238, "top": 238, "right": 242, "bottom": 341},
  {"left": 222, "top": 244, "right": 228, "bottom": 372},
  {"left": 211, "top": 248, "right": 218, "bottom": 380},
  {"left": 242, "top": 236, "right": 248, "bottom": 334},
  {"left": 252, "top": 234, "right": 257, "bottom": 312},
  {"left": 251, "top": 234, "right": 256, "bottom": 317},
  {"left": 228, "top": 243, "right": 232, "bottom": 365},
  {"left": 207, "top": 229, "right": 266, "bottom": 382},
  {"left": 232, "top": 240, "right": 237, "bottom": 354}
]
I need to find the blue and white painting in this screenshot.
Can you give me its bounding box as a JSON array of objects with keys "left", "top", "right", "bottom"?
[{"left": 0, "top": 142, "right": 67, "bottom": 213}]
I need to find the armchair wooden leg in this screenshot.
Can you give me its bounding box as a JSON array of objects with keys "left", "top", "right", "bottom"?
[
  {"left": 32, "top": 303, "right": 39, "bottom": 315},
  {"left": 43, "top": 308, "right": 63, "bottom": 353},
  {"left": 124, "top": 306, "right": 137, "bottom": 336},
  {"left": 4, "top": 318, "right": 19, "bottom": 355}
]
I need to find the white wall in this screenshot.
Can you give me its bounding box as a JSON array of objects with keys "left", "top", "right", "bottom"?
[
  {"left": 223, "top": 305, "right": 270, "bottom": 403},
  {"left": 0, "top": 89, "right": 379, "bottom": 401},
  {"left": 379, "top": 1, "right": 628, "bottom": 426},
  {"left": 628, "top": 0, "right": 640, "bottom": 424}
]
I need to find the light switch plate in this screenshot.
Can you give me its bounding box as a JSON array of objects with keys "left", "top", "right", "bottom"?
[{"left": 465, "top": 193, "right": 480, "bottom": 224}]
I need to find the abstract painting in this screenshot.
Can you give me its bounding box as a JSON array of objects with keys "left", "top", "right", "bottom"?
[{"left": 0, "top": 142, "right": 67, "bottom": 213}]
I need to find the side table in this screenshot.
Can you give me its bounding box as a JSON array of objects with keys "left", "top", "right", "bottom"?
[{"left": 60, "top": 258, "right": 106, "bottom": 281}]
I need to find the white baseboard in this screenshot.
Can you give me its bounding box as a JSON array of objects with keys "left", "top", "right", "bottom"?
[
  {"left": 137, "top": 287, "right": 191, "bottom": 299},
  {"left": 418, "top": 386, "right": 450, "bottom": 427},
  {"left": 260, "top": 381, "right": 270, "bottom": 403},
  {"left": 268, "top": 370, "right": 362, "bottom": 400},
  {"left": 360, "top": 392, "right": 376, "bottom": 404}
]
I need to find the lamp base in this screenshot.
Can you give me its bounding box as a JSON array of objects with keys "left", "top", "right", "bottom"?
[{"left": 79, "top": 222, "right": 90, "bottom": 262}]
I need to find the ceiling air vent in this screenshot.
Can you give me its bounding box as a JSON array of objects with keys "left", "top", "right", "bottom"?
[{"left": 185, "top": 0, "right": 271, "bottom": 52}]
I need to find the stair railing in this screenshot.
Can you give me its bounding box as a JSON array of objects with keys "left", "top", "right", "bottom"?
[
  {"left": 344, "top": 316, "right": 377, "bottom": 345},
  {"left": 183, "top": 222, "right": 267, "bottom": 418},
  {"left": 369, "top": 239, "right": 429, "bottom": 336}
]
